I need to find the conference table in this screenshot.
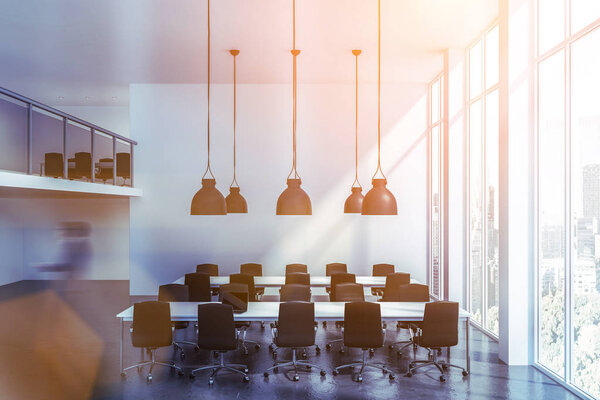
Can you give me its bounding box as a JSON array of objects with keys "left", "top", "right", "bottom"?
[
  {"left": 173, "top": 275, "right": 419, "bottom": 287},
  {"left": 116, "top": 301, "right": 471, "bottom": 375}
]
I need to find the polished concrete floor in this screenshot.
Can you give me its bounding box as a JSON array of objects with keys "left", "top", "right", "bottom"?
[{"left": 0, "top": 280, "right": 582, "bottom": 400}]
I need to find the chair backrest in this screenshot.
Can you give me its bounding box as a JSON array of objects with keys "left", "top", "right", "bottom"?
[
  {"left": 158, "top": 283, "right": 189, "bottom": 302},
  {"left": 74, "top": 152, "right": 92, "bottom": 176},
  {"left": 329, "top": 272, "right": 356, "bottom": 301},
  {"left": 335, "top": 283, "right": 365, "bottom": 302},
  {"left": 240, "top": 263, "right": 262, "bottom": 276},
  {"left": 116, "top": 152, "right": 131, "bottom": 177},
  {"left": 326, "top": 263, "right": 347, "bottom": 276},
  {"left": 279, "top": 284, "right": 311, "bottom": 302},
  {"left": 382, "top": 272, "right": 411, "bottom": 301},
  {"left": 131, "top": 301, "right": 173, "bottom": 348},
  {"left": 45, "top": 152, "right": 63, "bottom": 177},
  {"left": 420, "top": 301, "right": 459, "bottom": 348},
  {"left": 276, "top": 302, "right": 316, "bottom": 348},
  {"left": 197, "top": 303, "right": 237, "bottom": 350},
  {"left": 372, "top": 263, "right": 395, "bottom": 276},
  {"left": 286, "top": 263, "right": 307, "bottom": 274},
  {"left": 343, "top": 302, "right": 383, "bottom": 349},
  {"left": 196, "top": 263, "right": 219, "bottom": 276},
  {"left": 229, "top": 273, "right": 257, "bottom": 301},
  {"left": 218, "top": 283, "right": 249, "bottom": 311},
  {"left": 285, "top": 272, "right": 310, "bottom": 286},
  {"left": 184, "top": 272, "right": 212, "bottom": 302},
  {"left": 396, "top": 283, "right": 430, "bottom": 302}
]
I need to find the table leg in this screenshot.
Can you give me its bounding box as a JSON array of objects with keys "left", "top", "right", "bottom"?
[
  {"left": 120, "top": 318, "right": 124, "bottom": 373},
  {"left": 465, "top": 318, "right": 470, "bottom": 373}
]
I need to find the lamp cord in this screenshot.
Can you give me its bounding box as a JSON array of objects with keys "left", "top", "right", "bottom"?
[
  {"left": 352, "top": 51, "right": 362, "bottom": 189},
  {"left": 372, "top": 0, "right": 387, "bottom": 181},
  {"left": 287, "top": 0, "right": 300, "bottom": 180},
  {"left": 202, "top": 0, "right": 215, "bottom": 180},
  {"left": 231, "top": 51, "right": 239, "bottom": 188}
]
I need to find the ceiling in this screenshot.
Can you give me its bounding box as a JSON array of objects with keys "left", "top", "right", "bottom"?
[{"left": 0, "top": 0, "right": 497, "bottom": 105}]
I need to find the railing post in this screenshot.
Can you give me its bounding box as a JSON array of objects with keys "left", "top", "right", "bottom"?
[
  {"left": 63, "top": 117, "right": 68, "bottom": 179},
  {"left": 27, "top": 104, "right": 32, "bottom": 174},
  {"left": 91, "top": 127, "right": 95, "bottom": 183},
  {"left": 112, "top": 136, "right": 117, "bottom": 185},
  {"left": 130, "top": 143, "right": 134, "bottom": 187}
]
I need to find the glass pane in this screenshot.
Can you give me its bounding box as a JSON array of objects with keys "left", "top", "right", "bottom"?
[
  {"left": 485, "top": 26, "right": 499, "bottom": 89},
  {"left": 485, "top": 89, "right": 499, "bottom": 335},
  {"left": 538, "top": 50, "right": 566, "bottom": 378},
  {"left": 32, "top": 109, "right": 64, "bottom": 177},
  {"left": 431, "top": 79, "right": 440, "bottom": 124},
  {"left": 431, "top": 124, "right": 441, "bottom": 298},
  {"left": 116, "top": 140, "right": 132, "bottom": 187},
  {"left": 570, "top": 27, "right": 600, "bottom": 399},
  {"left": 0, "top": 94, "right": 28, "bottom": 173},
  {"left": 66, "top": 121, "right": 92, "bottom": 182},
  {"left": 469, "top": 41, "right": 483, "bottom": 99},
  {"left": 539, "top": 0, "right": 565, "bottom": 55},
  {"left": 470, "top": 99, "right": 483, "bottom": 324},
  {"left": 94, "top": 131, "right": 114, "bottom": 184},
  {"left": 571, "top": 0, "right": 600, "bottom": 35}
]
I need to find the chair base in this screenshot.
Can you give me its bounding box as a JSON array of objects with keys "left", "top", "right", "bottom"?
[
  {"left": 237, "top": 327, "right": 261, "bottom": 355},
  {"left": 333, "top": 349, "right": 394, "bottom": 382},
  {"left": 121, "top": 348, "right": 183, "bottom": 382},
  {"left": 264, "top": 348, "right": 326, "bottom": 381},
  {"left": 191, "top": 352, "right": 249, "bottom": 384},
  {"left": 406, "top": 349, "right": 468, "bottom": 381}
]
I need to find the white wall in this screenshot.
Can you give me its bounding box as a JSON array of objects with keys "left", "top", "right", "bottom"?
[
  {"left": 56, "top": 105, "right": 130, "bottom": 138},
  {"left": 130, "top": 83, "right": 428, "bottom": 295}
]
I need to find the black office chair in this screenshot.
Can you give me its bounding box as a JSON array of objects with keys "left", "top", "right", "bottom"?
[
  {"left": 279, "top": 284, "right": 311, "bottom": 302},
  {"left": 285, "top": 272, "right": 310, "bottom": 286},
  {"left": 219, "top": 282, "right": 260, "bottom": 354},
  {"left": 96, "top": 157, "right": 114, "bottom": 182},
  {"left": 326, "top": 263, "right": 347, "bottom": 276},
  {"left": 332, "top": 302, "right": 394, "bottom": 382},
  {"left": 371, "top": 263, "right": 395, "bottom": 297},
  {"left": 68, "top": 151, "right": 92, "bottom": 180},
  {"left": 121, "top": 301, "right": 184, "bottom": 381},
  {"left": 329, "top": 273, "right": 356, "bottom": 301},
  {"left": 264, "top": 302, "right": 326, "bottom": 381},
  {"left": 116, "top": 152, "right": 131, "bottom": 185},
  {"left": 240, "top": 263, "right": 264, "bottom": 297},
  {"left": 386, "top": 283, "right": 430, "bottom": 354},
  {"left": 381, "top": 273, "right": 411, "bottom": 301},
  {"left": 158, "top": 284, "right": 199, "bottom": 358},
  {"left": 197, "top": 263, "right": 219, "bottom": 275},
  {"left": 286, "top": 263, "right": 308, "bottom": 274},
  {"left": 406, "top": 301, "right": 468, "bottom": 381},
  {"left": 191, "top": 303, "right": 250, "bottom": 384},
  {"left": 230, "top": 273, "right": 258, "bottom": 301},
  {"left": 325, "top": 283, "right": 365, "bottom": 352},
  {"left": 44, "top": 152, "right": 63, "bottom": 178},
  {"left": 184, "top": 272, "right": 212, "bottom": 302}
]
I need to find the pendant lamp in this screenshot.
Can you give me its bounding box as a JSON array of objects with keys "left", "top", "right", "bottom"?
[
  {"left": 344, "top": 49, "right": 364, "bottom": 213},
  {"left": 361, "top": 0, "right": 397, "bottom": 215},
  {"left": 276, "top": 0, "right": 311, "bottom": 215},
  {"left": 225, "top": 49, "right": 248, "bottom": 213},
  {"left": 191, "top": 0, "right": 227, "bottom": 215}
]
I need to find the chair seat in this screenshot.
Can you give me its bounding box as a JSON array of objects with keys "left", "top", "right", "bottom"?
[
  {"left": 275, "top": 333, "right": 315, "bottom": 348},
  {"left": 235, "top": 321, "right": 251, "bottom": 328},
  {"left": 173, "top": 321, "right": 189, "bottom": 330},
  {"left": 398, "top": 321, "right": 422, "bottom": 330}
]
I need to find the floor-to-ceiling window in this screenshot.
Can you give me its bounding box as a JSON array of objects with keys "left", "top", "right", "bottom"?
[
  {"left": 536, "top": 1, "right": 600, "bottom": 397},
  {"left": 429, "top": 73, "right": 443, "bottom": 300},
  {"left": 467, "top": 23, "right": 500, "bottom": 336}
]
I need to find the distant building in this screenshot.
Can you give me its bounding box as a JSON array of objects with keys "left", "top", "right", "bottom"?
[{"left": 583, "top": 164, "right": 600, "bottom": 219}]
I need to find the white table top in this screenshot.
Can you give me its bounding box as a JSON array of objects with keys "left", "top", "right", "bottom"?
[
  {"left": 173, "top": 275, "right": 419, "bottom": 287},
  {"left": 117, "top": 301, "right": 470, "bottom": 322}
]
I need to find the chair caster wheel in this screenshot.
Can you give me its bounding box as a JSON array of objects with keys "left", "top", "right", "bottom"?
[
  {"left": 146, "top": 375, "right": 152, "bottom": 382},
  {"left": 264, "top": 372, "right": 269, "bottom": 378},
  {"left": 194, "top": 346, "right": 200, "bottom": 352},
  {"left": 439, "top": 375, "right": 446, "bottom": 382},
  {"left": 320, "top": 370, "right": 326, "bottom": 376},
  {"left": 244, "top": 368, "right": 249, "bottom": 373},
  {"left": 406, "top": 372, "right": 413, "bottom": 377},
  {"left": 273, "top": 367, "right": 278, "bottom": 373},
  {"left": 462, "top": 370, "right": 469, "bottom": 377},
  {"left": 388, "top": 344, "right": 394, "bottom": 350},
  {"left": 389, "top": 374, "right": 395, "bottom": 380},
  {"left": 302, "top": 352, "right": 307, "bottom": 358},
  {"left": 315, "top": 346, "right": 321, "bottom": 353},
  {"left": 442, "top": 364, "right": 448, "bottom": 370},
  {"left": 269, "top": 344, "right": 274, "bottom": 351},
  {"left": 120, "top": 372, "right": 126, "bottom": 379},
  {"left": 332, "top": 370, "right": 338, "bottom": 376},
  {"left": 322, "top": 321, "right": 327, "bottom": 327},
  {"left": 178, "top": 370, "right": 184, "bottom": 376},
  {"left": 306, "top": 365, "right": 312, "bottom": 370},
  {"left": 272, "top": 351, "right": 277, "bottom": 360},
  {"left": 357, "top": 375, "right": 363, "bottom": 383},
  {"left": 208, "top": 378, "right": 214, "bottom": 385},
  {"left": 293, "top": 374, "right": 299, "bottom": 382},
  {"left": 325, "top": 344, "right": 332, "bottom": 351},
  {"left": 243, "top": 376, "right": 250, "bottom": 383},
  {"left": 180, "top": 352, "right": 185, "bottom": 360},
  {"left": 213, "top": 351, "right": 219, "bottom": 358},
  {"left": 255, "top": 344, "right": 261, "bottom": 350},
  {"left": 339, "top": 348, "right": 345, "bottom": 354}
]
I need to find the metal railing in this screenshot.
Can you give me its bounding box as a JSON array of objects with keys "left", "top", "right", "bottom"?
[{"left": 0, "top": 86, "right": 137, "bottom": 187}]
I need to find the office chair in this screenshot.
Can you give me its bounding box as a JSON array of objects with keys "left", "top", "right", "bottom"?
[
  {"left": 240, "top": 263, "right": 264, "bottom": 297},
  {"left": 381, "top": 273, "right": 411, "bottom": 301},
  {"left": 158, "top": 284, "right": 199, "bottom": 359},
  {"left": 325, "top": 283, "right": 365, "bottom": 353},
  {"left": 279, "top": 284, "right": 311, "bottom": 302},
  {"left": 230, "top": 273, "right": 258, "bottom": 301},
  {"left": 371, "top": 263, "right": 395, "bottom": 297},
  {"left": 68, "top": 152, "right": 92, "bottom": 180},
  {"left": 219, "top": 282, "right": 261, "bottom": 354},
  {"left": 44, "top": 152, "right": 63, "bottom": 178},
  {"left": 264, "top": 302, "right": 326, "bottom": 381},
  {"left": 121, "top": 301, "right": 184, "bottom": 381},
  {"left": 332, "top": 302, "right": 395, "bottom": 382},
  {"left": 329, "top": 273, "right": 356, "bottom": 301},
  {"left": 190, "top": 303, "right": 250, "bottom": 384},
  {"left": 184, "top": 272, "right": 212, "bottom": 302},
  {"left": 285, "top": 272, "right": 310, "bottom": 286},
  {"left": 116, "top": 152, "right": 131, "bottom": 185},
  {"left": 196, "top": 263, "right": 219, "bottom": 275},
  {"left": 385, "top": 283, "right": 430, "bottom": 354},
  {"left": 406, "top": 301, "right": 468, "bottom": 381},
  {"left": 96, "top": 157, "right": 114, "bottom": 182},
  {"left": 326, "top": 263, "right": 347, "bottom": 276},
  {"left": 286, "top": 263, "right": 308, "bottom": 274}
]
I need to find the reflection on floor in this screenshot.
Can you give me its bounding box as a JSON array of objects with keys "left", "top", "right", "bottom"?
[{"left": 0, "top": 281, "right": 580, "bottom": 400}]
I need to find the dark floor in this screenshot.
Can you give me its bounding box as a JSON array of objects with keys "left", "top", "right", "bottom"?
[{"left": 0, "top": 280, "right": 581, "bottom": 400}]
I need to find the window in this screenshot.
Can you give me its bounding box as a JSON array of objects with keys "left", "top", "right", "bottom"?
[
  {"left": 429, "top": 74, "right": 443, "bottom": 300},
  {"left": 467, "top": 24, "right": 500, "bottom": 336},
  {"left": 536, "top": 1, "right": 600, "bottom": 397}
]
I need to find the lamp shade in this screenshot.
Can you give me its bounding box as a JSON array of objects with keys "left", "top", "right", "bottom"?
[
  {"left": 190, "top": 178, "right": 227, "bottom": 215},
  {"left": 344, "top": 187, "right": 364, "bottom": 214},
  {"left": 276, "top": 178, "right": 312, "bottom": 215},
  {"left": 361, "top": 178, "right": 397, "bottom": 215},
  {"left": 226, "top": 187, "right": 248, "bottom": 213}
]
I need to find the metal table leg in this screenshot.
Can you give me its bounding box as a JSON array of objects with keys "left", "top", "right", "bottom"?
[
  {"left": 465, "top": 318, "right": 470, "bottom": 374},
  {"left": 120, "top": 318, "right": 124, "bottom": 373}
]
